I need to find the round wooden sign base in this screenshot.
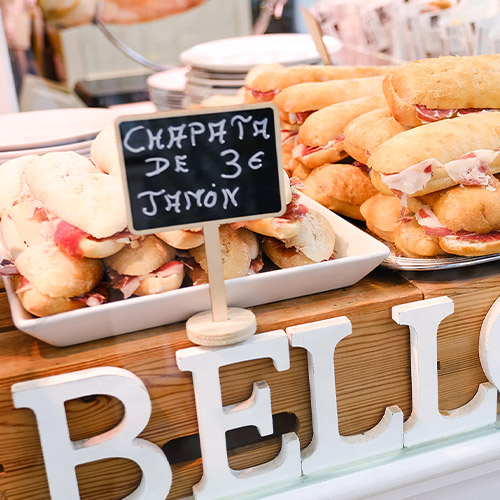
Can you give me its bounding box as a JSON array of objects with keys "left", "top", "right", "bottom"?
[{"left": 186, "top": 307, "right": 257, "bottom": 346}]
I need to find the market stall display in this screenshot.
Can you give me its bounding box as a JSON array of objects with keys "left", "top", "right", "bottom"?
[{"left": 3, "top": 28, "right": 500, "bottom": 499}]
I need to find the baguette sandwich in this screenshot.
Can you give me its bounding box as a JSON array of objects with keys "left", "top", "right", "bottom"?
[
  {"left": 292, "top": 95, "right": 387, "bottom": 169},
  {"left": 383, "top": 54, "right": 500, "bottom": 127},
  {"left": 11, "top": 242, "right": 105, "bottom": 317},
  {"left": 245, "top": 64, "right": 394, "bottom": 103},
  {"left": 393, "top": 216, "right": 447, "bottom": 258},
  {"left": 240, "top": 174, "right": 307, "bottom": 239},
  {"left": 367, "top": 112, "right": 500, "bottom": 199},
  {"left": 1, "top": 199, "right": 106, "bottom": 317},
  {"left": 301, "top": 162, "right": 378, "bottom": 220},
  {"left": 261, "top": 206, "right": 336, "bottom": 268},
  {"left": 188, "top": 224, "right": 262, "bottom": 285},
  {"left": 359, "top": 193, "right": 407, "bottom": 243},
  {"left": 23, "top": 151, "right": 131, "bottom": 259},
  {"left": 274, "top": 76, "right": 385, "bottom": 126},
  {"left": 105, "top": 235, "right": 185, "bottom": 297},
  {"left": 406, "top": 180, "right": 500, "bottom": 256},
  {"left": 343, "top": 107, "right": 410, "bottom": 165}
]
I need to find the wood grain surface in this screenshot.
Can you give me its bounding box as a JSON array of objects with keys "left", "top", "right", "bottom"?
[{"left": 0, "top": 263, "right": 498, "bottom": 500}]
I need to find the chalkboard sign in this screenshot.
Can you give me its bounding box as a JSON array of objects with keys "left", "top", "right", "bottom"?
[{"left": 115, "top": 103, "right": 286, "bottom": 234}]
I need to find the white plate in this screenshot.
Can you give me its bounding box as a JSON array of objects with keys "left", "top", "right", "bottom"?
[
  {"left": 186, "top": 73, "right": 246, "bottom": 87},
  {"left": 147, "top": 66, "right": 189, "bottom": 92},
  {"left": 0, "top": 108, "right": 121, "bottom": 152},
  {"left": 2, "top": 196, "right": 389, "bottom": 347},
  {"left": 180, "top": 34, "right": 343, "bottom": 72},
  {"left": 0, "top": 139, "right": 93, "bottom": 164}
]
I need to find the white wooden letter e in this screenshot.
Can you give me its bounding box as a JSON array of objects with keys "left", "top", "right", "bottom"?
[
  {"left": 11, "top": 366, "right": 172, "bottom": 500},
  {"left": 176, "top": 330, "right": 301, "bottom": 500}
]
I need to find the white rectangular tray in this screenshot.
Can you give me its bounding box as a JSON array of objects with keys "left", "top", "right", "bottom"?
[{"left": 2, "top": 197, "right": 390, "bottom": 346}]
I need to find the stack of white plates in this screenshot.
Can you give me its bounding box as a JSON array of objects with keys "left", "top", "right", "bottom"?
[
  {"left": 147, "top": 66, "right": 189, "bottom": 111},
  {"left": 0, "top": 108, "right": 121, "bottom": 164},
  {"left": 179, "top": 33, "right": 343, "bottom": 107}
]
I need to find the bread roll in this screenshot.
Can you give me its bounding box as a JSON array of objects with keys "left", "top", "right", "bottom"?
[
  {"left": 155, "top": 228, "right": 204, "bottom": 249},
  {"left": 1, "top": 200, "right": 48, "bottom": 259},
  {"left": 394, "top": 217, "right": 446, "bottom": 257},
  {"left": 0, "top": 155, "right": 39, "bottom": 217},
  {"left": 15, "top": 242, "right": 103, "bottom": 298},
  {"left": 274, "top": 76, "right": 385, "bottom": 125},
  {"left": 24, "top": 151, "right": 128, "bottom": 238},
  {"left": 90, "top": 124, "right": 122, "bottom": 178},
  {"left": 246, "top": 64, "right": 394, "bottom": 103},
  {"left": 383, "top": 54, "right": 500, "bottom": 127},
  {"left": 368, "top": 112, "right": 500, "bottom": 196},
  {"left": 343, "top": 107, "right": 409, "bottom": 164},
  {"left": 189, "top": 225, "right": 259, "bottom": 279},
  {"left": 283, "top": 209, "right": 335, "bottom": 262},
  {"left": 360, "top": 193, "right": 405, "bottom": 243},
  {"left": 104, "top": 235, "right": 175, "bottom": 276},
  {"left": 294, "top": 95, "right": 387, "bottom": 169},
  {"left": 301, "top": 163, "right": 378, "bottom": 220},
  {"left": 262, "top": 236, "right": 316, "bottom": 268}
]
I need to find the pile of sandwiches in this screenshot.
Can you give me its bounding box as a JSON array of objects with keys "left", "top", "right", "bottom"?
[
  {"left": 0, "top": 125, "right": 336, "bottom": 318},
  {"left": 245, "top": 54, "right": 500, "bottom": 259}
]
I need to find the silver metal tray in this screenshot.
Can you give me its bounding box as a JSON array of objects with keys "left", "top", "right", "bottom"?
[{"left": 382, "top": 247, "right": 500, "bottom": 271}]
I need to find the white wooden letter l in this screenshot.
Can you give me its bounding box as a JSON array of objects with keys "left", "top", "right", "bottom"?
[
  {"left": 394, "top": 296, "right": 497, "bottom": 448},
  {"left": 287, "top": 317, "right": 403, "bottom": 476},
  {"left": 11, "top": 366, "right": 172, "bottom": 500}
]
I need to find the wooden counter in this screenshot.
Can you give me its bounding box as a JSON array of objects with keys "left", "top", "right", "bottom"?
[{"left": 1, "top": 263, "right": 499, "bottom": 500}]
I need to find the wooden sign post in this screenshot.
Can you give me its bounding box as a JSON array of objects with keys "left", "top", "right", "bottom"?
[{"left": 115, "top": 103, "right": 286, "bottom": 346}]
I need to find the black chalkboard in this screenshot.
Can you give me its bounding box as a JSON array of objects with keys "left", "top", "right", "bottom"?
[{"left": 115, "top": 103, "right": 286, "bottom": 234}]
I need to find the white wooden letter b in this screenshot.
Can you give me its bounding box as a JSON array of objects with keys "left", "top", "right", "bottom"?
[{"left": 11, "top": 366, "right": 172, "bottom": 500}]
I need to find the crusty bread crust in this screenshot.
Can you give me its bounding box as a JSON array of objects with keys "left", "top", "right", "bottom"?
[
  {"left": 0, "top": 154, "right": 39, "bottom": 217},
  {"left": 242, "top": 216, "right": 301, "bottom": 239},
  {"left": 296, "top": 143, "right": 347, "bottom": 169},
  {"left": 155, "top": 229, "right": 204, "bottom": 249},
  {"left": 134, "top": 268, "right": 184, "bottom": 296},
  {"left": 384, "top": 55, "right": 500, "bottom": 127},
  {"left": 1, "top": 201, "right": 48, "bottom": 259},
  {"left": 274, "top": 76, "right": 385, "bottom": 114},
  {"left": 394, "top": 217, "right": 446, "bottom": 257},
  {"left": 438, "top": 234, "right": 500, "bottom": 256},
  {"left": 289, "top": 160, "right": 311, "bottom": 181},
  {"left": 16, "top": 279, "right": 86, "bottom": 317},
  {"left": 367, "top": 112, "right": 500, "bottom": 195},
  {"left": 323, "top": 199, "right": 363, "bottom": 220},
  {"left": 299, "top": 96, "right": 387, "bottom": 146},
  {"left": 429, "top": 182, "right": 500, "bottom": 234},
  {"left": 383, "top": 73, "right": 422, "bottom": 128},
  {"left": 295, "top": 96, "right": 387, "bottom": 169},
  {"left": 79, "top": 238, "right": 126, "bottom": 259},
  {"left": 189, "top": 225, "right": 258, "bottom": 279},
  {"left": 262, "top": 237, "right": 315, "bottom": 268},
  {"left": 15, "top": 242, "right": 103, "bottom": 298},
  {"left": 343, "top": 107, "right": 409, "bottom": 164},
  {"left": 25, "top": 151, "right": 128, "bottom": 238},
  {"left": 301, "top": 163, "right": 378, "bottom": 219},
  {"left": 250, "top": 65, "right": 395, "bottom": 94},
  {"left": 105, "top": 235, "right": 175, "bottom": 276},
  {"left": 90, "top": 124, "right": 122, "bottom": 178},
  {"left": 360, "top": 193, "right": 404, "bottom": 243}
]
